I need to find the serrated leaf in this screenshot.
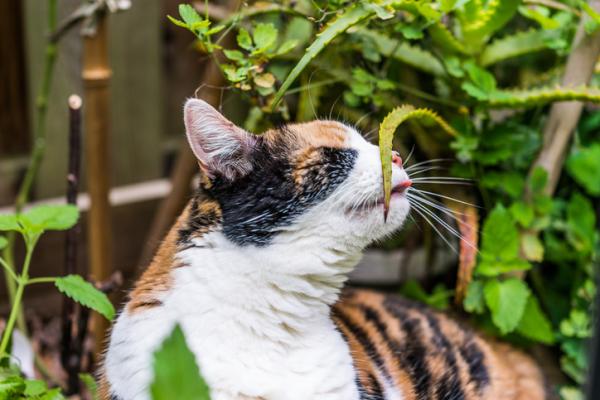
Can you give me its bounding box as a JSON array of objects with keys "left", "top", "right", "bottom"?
[
  {"left": 379, "top": 105, "right": 458, "bottom": 216},
  {"left": 23, "top": 379, "right": 47, "bottom": 396},
  {"left": 354, "top": 29, "right": 445, "bottom": 76},
  {"left": 484, "top": 278, "right": 530, "bottom": 334},
  {"left": 567, "top": 144, "right": 600, "bottom": 195},
  {"left": 55, "top": 275, "right": 115, "bottom": 321},
  {"left": 480, "top": 29, "right": 549, "bottom": 66},
  {"left": 253, "top": 23, "right": 277, "bottom": 52},
  {"left": 481, "top": 205, "right": 519, "bottom": 260},
  {"left": 237, "top": 28, "right": 253, "bottom": 50},
  {"left": 20, "top": 205, "right": 79, "bottom": 232},
  {"left": 486, "top": 86, "right": 600, "bottom": 108},
  {"left": 0, "top": 376, "right": 25, "bottom": 399},
  {"left": 517, "top": 295, "right": 555, "bottom": 344},
  {"left": 151, "top": 325, "right": 210, "bottom": 400},
  {"left": 272, "top": 3, "right": 375, "bottom": 107}
]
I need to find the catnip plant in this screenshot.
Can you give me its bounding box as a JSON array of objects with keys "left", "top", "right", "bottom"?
[{"left": 171, "top": 1, "right": 600, "bottom": 398}]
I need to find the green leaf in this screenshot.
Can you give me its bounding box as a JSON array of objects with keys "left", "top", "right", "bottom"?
[
  {"left": 464, "top": 280, "right": 485, "bottom": 314},
  {"left": 560, "top": 310, "right": 591, "bottom": 338},
  {"left": 486, "top": 86, "right": 600, "bottom": 108},
  {"left": 530, "top": 166, "right": 548, "bottom": 194},
  {"left": 167, "top": 15, "right": 188, "bottom": 29},
  {"left": 566, "top": 193, "right": 597, "bottom": 253},
  {"left": 521, "top": 233, "right": 544, "bottom": 262},
  {"left": 481, "top": 205, "right": 519, "bottom": 260},
  {"left": 379, "top": 106, "right": 458, "bottom": 214},
  {"left": 151, "top": 325, "right": 210, "bottom": 400},
  {"left": 276, "top": 39, "right": 298, "bottom": 55},
  {"left": 518, "top": 6, "right": 560, "bottom": 29},
  {"left": 510, "top": 202, "right": 534, "bottom": 228},
  {"left": 0, "top": 376, "right": 25, "bottom": 399},
  {"left": 354, "top": 29, "right": 445, "bottom": 76},
  {"left": 0, "top": 214, "right": 19, "bottom": 231},
  {"left": 480, "top": 29, "right": 550, "bottom": 66},
  {"left": 272, "top": 3, "right": 375, "bottom": 107},
  {"left": 484, "top": 279, "right": 530, "bottom": 334},
  {"left": 23, "top": 379, "right": 47, "bottom": 396},
  {"left": 178, "top": 4, "right": 202, "bottom": 27},
  {"left": 566, "top": 143, "right": 600, "bottom": 195},
  {"left": 252, "top": 23, "right": 278, "bottom": 52},
  {"left": 20, "top": 205, "right": 79, "bottom": 232},
  {"left": 516, "top": 295, "right": 555, "bottom": 344},
  {"left": 223, "top": 49, "right": 245, "bottom": 62},
  {"left": 464, "top": 62, "right": 497, "bottom": 95},
  {"left": 79, "top": 373, "right": 98, "bottom": 400},
  {"left": 0, "top": 236, "right": 7, "bottom": 250},
  {"left": 236, "top": 28, "right": 253, "bottom": 51},
  {"left": 55, "top": 275, "right": 115, "bottom": 321}
]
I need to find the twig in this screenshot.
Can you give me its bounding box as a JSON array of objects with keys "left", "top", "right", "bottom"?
[
  {"left": 61, "top": 94, "right": 83, "bottom": 395},
  {"left": 528, "top": 1, "right": 600, "bottom": 196}
]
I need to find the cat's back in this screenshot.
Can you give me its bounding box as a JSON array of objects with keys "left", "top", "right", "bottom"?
[{"left": 332, "top": 288, "right": 546, "bottom": 400}]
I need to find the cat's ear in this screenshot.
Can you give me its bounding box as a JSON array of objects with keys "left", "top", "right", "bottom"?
[{"left": 184, "top": 98, "right": 256, "bottom": 180}]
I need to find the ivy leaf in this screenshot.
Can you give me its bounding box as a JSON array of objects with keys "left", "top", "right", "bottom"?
[
  {"left": 236, "top": 28, "right": 253, "bottom": 51},
  {"left": 464, "top": 280, "right": 485, "bottom": 314},
  {"left": 252, "top": 23, "right": 278, "bottom": 52},
  {"left": 566, "top": 144, "right": 600, "bottom": 195},
  {"left": 178, "top": 4, "right": 202, "bottom": 27},
  {"left": 55, "top": 275, "right": 115, "bottom": 321},
  {"left": 517, "top": 295, "right": 555, "bottom": 344},
  {"left": 151, "top": 325, "right": 210, "bottom": 400},
  {"left": 484, "top": 279, "right": 530, "bottom": 334},
  {"left": 19, "top": 205, "right": 79, "bottom": 232}
]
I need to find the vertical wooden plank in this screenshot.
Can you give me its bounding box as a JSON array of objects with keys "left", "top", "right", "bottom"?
[{"left": 108, "top": 1, "right": 162, "bottom": 187}]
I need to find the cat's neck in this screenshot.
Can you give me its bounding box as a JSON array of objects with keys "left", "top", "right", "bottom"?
[{"left": 173, "top": 229, "right": 363, "bottom": 337}]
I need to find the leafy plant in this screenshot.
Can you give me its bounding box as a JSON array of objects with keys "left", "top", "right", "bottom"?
[
  {"left": 0, "top": 205, "right": 114, "bottom": 397},
  {"left": 168, "top": 1, "right": 600, "bottom": 397}
]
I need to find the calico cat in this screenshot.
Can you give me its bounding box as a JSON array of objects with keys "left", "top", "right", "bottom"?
[{"left": 100, "top": 99, "right": 546, "bottom": 400}]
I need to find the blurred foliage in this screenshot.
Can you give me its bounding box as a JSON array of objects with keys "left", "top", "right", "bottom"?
[{"left": 172, "top": 1, "right": 600, "bottom": 396}]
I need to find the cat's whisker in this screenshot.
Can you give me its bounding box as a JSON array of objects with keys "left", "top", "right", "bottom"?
[
  {"left": 411, "top": 176, "right": 472, "bottom": 182},
  {"left": 406, "top": 166, "right": 446, "bottom": 176},
  {"left": 409, "top": 196, "right": 478, "bottom": 252},
  {"left": 411, "top": 180, "right": 473, "bottom": 186},
  {"left": 409, "top": 203, "right": 458, "bottom": 255},
  {"left": 404, "top": 158, "right": 452, "bottom": 171},
  {"left": 403, "top": 145, "right": 416, "bottom": 166},
  {"left": 410, "top": 188, "right": 481, "bottom": 209},
  {"left": 407, "top": 191, "right": 468, "bottom": 218}
]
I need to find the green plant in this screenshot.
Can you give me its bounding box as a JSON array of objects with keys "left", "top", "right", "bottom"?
[
  {"left": 172, "top": 1, "right": 600, "bottom": 396},
  {"left": 0, "top": 205, "right": 114, "bottom": 398}
]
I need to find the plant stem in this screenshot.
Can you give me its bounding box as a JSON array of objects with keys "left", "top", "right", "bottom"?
[
  {"left": 0, "top": 258, "right": 18, "bottom": 283},
  {"left": 2, "top": 0, "right": 59, "bottom": 337},
  {"left": 0, "top": 236, "right": 37, "bottom": 356},
  {"left": 27, "top": 277, "right": 57, "bottom": 285}
]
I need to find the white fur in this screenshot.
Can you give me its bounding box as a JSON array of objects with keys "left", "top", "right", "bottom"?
[{"left": 105, "top": 124, "right": 410, "bottom": 400}]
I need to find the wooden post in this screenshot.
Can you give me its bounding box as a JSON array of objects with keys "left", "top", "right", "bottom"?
[{"left": 82, "top": 16, "right": 113, "bottom": 354}]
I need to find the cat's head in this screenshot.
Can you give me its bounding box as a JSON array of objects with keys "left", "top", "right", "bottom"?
[{"left": 183, "top": 98, "right": 411, "bottom": 249}]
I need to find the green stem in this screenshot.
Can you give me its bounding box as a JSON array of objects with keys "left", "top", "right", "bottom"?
[
  {"left": 27, "top": 277, "right": 57, "bottom": 285},
  {"left": 0, "top": 258, "right": 18, "bottom": 283},
  {"left": 2, "top": 0, "right": 59, "bottom": 336},
  {"left": 0, "top": 236, "right": 37, "bottom": 356}
]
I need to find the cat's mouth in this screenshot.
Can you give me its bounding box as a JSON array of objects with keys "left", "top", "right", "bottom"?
[{"left": 345, "top": 180, "right": 412, "bottom": 216}]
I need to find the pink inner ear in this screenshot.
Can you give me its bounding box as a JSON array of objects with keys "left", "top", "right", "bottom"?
[{"left": 183, "top": 98, "right": 255, "bottom": 180}]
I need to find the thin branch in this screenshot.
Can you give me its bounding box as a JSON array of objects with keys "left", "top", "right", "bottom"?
[{"left": 528, "top": 1, "right": 600, "bottom": 196}]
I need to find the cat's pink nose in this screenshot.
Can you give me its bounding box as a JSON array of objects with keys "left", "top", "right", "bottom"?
[{"left": 392, "top": 151, "right": 403, "bottom": 168}]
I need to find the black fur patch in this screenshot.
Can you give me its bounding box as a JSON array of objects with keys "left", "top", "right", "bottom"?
[{"left": 204, "top": 138, "right": 357, "bottom": 246}]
